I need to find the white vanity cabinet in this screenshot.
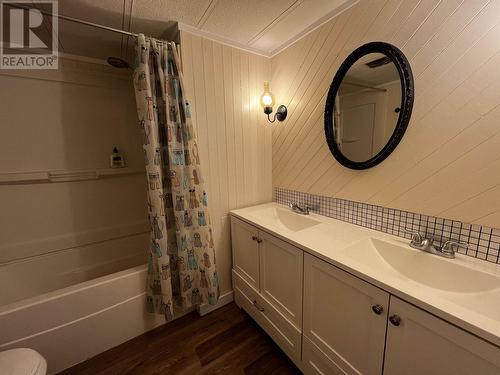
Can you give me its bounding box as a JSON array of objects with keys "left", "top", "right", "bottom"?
[
  {"left": 231, "top": 217, "right": 303, "bottom": 364},
  {"left": 384, "top": 296, "right": 500, "bottom": 375},
  {"left": 230, "top": 211, "right": 500, "bottom": 375},
  {"left": 302, "top": 253, "right": 500, "bottom": 375},
  {"left": 302, "top": 253, "right": 389, "bottom": 375}
]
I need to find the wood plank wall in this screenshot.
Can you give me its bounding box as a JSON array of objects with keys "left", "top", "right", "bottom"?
[
  {"left": 271, "top": 0, "right": 500, "bottom": 228},
  {"left": 180, "top": 32, "right": 272, "bottom": 294}
]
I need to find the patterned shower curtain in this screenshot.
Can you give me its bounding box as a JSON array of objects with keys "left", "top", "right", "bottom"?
[{"left": 133, "top": 34, "right": 219, "bottom": 321}]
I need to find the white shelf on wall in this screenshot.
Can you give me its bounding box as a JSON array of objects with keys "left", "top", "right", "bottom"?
[{"left": 0, "top": 167, "right": 144, "bottom": 185}]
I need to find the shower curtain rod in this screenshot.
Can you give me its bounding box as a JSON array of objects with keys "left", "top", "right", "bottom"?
[{"left": 8, "top": 3, "right": 139, "bottom": 37}]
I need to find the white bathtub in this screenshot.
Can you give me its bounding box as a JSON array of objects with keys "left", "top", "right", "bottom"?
[{"left": 0, "top": 237, "right": 165, "bottom": 374}]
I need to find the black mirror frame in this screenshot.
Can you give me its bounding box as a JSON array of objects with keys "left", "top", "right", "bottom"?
[{"left": 324, "top": 42, "right": 414, "bottom": 170}]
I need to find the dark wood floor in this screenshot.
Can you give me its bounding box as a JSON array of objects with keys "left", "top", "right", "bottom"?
[{"left": 60, "top": 302, "right": 301, "bottom": 375}]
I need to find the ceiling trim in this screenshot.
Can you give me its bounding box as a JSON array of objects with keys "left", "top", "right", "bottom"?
[
  {"left": 178, "top": 22, "right": 271, "bottom": 57},
  {"left": 268, "top": 0, "right": 359, "bottom": 57},
  {"left": 179, "top": 0, "right": 359, "bottom": 59}
]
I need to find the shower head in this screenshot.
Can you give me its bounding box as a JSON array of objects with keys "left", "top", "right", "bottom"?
[{"left": 107, "top": 56, "right": 131, "bottom": 69}]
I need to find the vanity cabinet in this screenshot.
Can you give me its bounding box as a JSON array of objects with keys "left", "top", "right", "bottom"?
[
  {"left": 302, "top": 253, "right": 500, "bottom": 375},
  {"left": 231, "top": 214, "right": 500, "bottom": 375},
  {"left": 303, "top": 253, "right": 389, "bottom": 375},
  {"left": 384, "top": 296, "right": 500, "bottom": 375},
  {"left": 231, "top": 217, "right": 303, "bottom": 363}
]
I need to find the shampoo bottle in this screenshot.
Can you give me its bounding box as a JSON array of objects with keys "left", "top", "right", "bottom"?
[{"left": 110, "top": 147, "right": 125, "bottom": 168}]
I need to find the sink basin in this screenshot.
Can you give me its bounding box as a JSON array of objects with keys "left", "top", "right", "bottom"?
[
  {"left": 248, "top": 206, "right": 321, "bottom": 232},
  {"left": 344, "top": 238, "right": 500, "bottom": 294}
]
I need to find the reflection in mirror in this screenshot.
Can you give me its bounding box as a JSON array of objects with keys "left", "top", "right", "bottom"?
[
  {"left": 335, "top": 52, "right": 401, "bottom": 163},
  {"left": 325, "top": 42, "right": 414, "bottom": 170}
]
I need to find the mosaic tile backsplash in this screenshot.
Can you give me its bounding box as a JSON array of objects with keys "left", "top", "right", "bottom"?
[{"left": 275, "top": 187, "right": 500, "bottom": 264}]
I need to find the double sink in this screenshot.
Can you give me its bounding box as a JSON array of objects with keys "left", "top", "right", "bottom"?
[{"left": 241, "top": 203, "right": 500, "bottom": 346}]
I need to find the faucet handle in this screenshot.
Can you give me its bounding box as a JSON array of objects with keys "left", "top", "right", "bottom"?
[
  {"left": 403, "top": 228, "right": 423, "bottom": 244},
  {"left": 289, "top": 201, "right": 310, "bottom": 214},
  {"left": 440, "top": 240, "right": 468, "bottom": 255}
]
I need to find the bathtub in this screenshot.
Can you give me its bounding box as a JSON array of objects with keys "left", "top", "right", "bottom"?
[{"left": 0, "top": 235, "right": 165, "bottom": 374}]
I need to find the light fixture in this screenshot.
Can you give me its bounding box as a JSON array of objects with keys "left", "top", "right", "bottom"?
[{"left": 260, "top": 81, "right": 287, "bottom": 123}]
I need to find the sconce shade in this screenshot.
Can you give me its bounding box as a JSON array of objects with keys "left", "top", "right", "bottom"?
[
  {"left": 260, "top": 81, "right": 275, "bottom": 110},
  {"left": 260, "top": 81, "right": 286, "bottom": 122}
]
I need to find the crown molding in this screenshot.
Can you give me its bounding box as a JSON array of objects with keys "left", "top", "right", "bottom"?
[
  {"left": 178, "top": 22, "right": 271, "bottom": 57},
  {"left": 178, "top": 0, "right": 359, "bottom": 59},
  {"left": 267, "top": 0, "right": 359, "bottom": 57}
]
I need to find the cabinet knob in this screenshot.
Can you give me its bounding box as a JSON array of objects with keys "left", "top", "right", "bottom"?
[
  {"left": 371, "top": 304, "right": 384, "bottom": 315},
  {"left": 389, "top": 314, "right": 401, "bottom": 326},
  {"left": 251, "top": 235, "right": 263, "bottom": 243}
]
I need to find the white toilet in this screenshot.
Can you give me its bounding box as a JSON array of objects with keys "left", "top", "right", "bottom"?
[{"left": 0, "top": 349, "right": 47, "bottom": 375}]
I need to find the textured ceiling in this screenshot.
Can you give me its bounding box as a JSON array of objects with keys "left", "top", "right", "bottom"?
[{"left": 42, "top": 0, "right": 356, "bottom": 61}]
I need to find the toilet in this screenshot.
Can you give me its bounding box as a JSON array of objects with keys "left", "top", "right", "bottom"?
[{"left": 0, "top": 349, "right": 47, "bottom": 375}]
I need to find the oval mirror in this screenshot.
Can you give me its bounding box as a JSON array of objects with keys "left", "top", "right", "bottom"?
[{"left": 324, "top": 42, "right": 414, "bottom": 170}]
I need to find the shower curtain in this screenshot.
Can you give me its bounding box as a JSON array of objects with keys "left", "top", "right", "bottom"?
[{"left": 133, "top": 34, "right": 219, "bottom": 320}]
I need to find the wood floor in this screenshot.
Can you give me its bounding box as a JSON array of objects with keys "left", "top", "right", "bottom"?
[{"left": 60, "top": 302, "right": 301, "bottom": 374}]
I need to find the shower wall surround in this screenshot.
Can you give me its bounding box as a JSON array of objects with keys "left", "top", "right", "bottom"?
[
  {"left": 270, "top": 0, "right": 500, "bottom": 230},
  {"left": 275, "top": 187, "right": 500, "bottom": 264},
  {"left": 0, "top": 57, "right": 147, "bottom": 265}
]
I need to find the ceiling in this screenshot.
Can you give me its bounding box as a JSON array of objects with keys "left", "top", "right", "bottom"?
[{"left": 38, "top": 0, "right": 357, "bottom": 62}]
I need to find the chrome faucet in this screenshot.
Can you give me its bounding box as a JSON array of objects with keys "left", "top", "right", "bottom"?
[
  {"left": 404, "top": 229, "right": 434, "bottom": 252},
  {"left": 404, "top": 229, "right": 468, "bottom": 259},
  {"left": 438, "top": 240, "right": 469, "bottom": 259},
  {"left": 289, "top": 202, "right": 310, "bottom": 215}
]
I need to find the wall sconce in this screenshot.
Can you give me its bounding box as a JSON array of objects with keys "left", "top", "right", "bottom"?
[{"left": 260, "top": 81, "right": 287, "bottom": 123}]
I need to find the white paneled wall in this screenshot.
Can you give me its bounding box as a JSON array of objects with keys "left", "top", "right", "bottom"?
[
  {"left": 180, "top": 32, "right": 272, "bottom": 294},
  {"left": 271, "top": 0, "right": 500, "bottom": 228}
]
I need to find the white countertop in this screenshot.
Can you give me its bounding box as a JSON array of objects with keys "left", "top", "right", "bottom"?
[{"left": 230, "top": 202, "right": 500, "bottom": 347}]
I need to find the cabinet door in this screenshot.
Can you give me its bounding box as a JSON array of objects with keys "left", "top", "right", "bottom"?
[
  {"left": 384, "top": 296, "right": 500, "bottom": 375},
  {"left": 231, "top": 217, "right": 260, "bottom": 290},
  {"left": 259, "top": 230, "right": 303, "bottom": 328},
  {"left": 303, "top": 254, "right": 389, "bottom": 375}
]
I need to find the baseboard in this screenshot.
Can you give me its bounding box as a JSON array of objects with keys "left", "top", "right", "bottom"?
[{"left": 197, "top": 291, "right": 234, "bottom": 316}]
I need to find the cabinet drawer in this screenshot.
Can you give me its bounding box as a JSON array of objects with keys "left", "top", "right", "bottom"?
[
  {"left": 303, "top": 336, "right": 348, "bottom": 375},
  {"left": 233, "top": 270, "right": 302, "bottom": 364}
]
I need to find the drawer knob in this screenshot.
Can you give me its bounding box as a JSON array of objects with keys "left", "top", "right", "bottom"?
[
  {"left": 252, "top": 235, "right": 257, "bottom": 241},
  {"left": 389, "top": 314, "right": 401, "bottom": 326},
  {"left": 371, "top": 304, "right": 384, "bottom": 315},
  {"left": 256, "top": 238, "right": 263, "bottom": 243},
  {"left": 252, "top": 300, "right": 265, "bottom": 312}
]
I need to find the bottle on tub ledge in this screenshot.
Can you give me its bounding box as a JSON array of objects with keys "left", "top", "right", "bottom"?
[{"left": 110, "top": 147, "right": 126, "bottom": 168}]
